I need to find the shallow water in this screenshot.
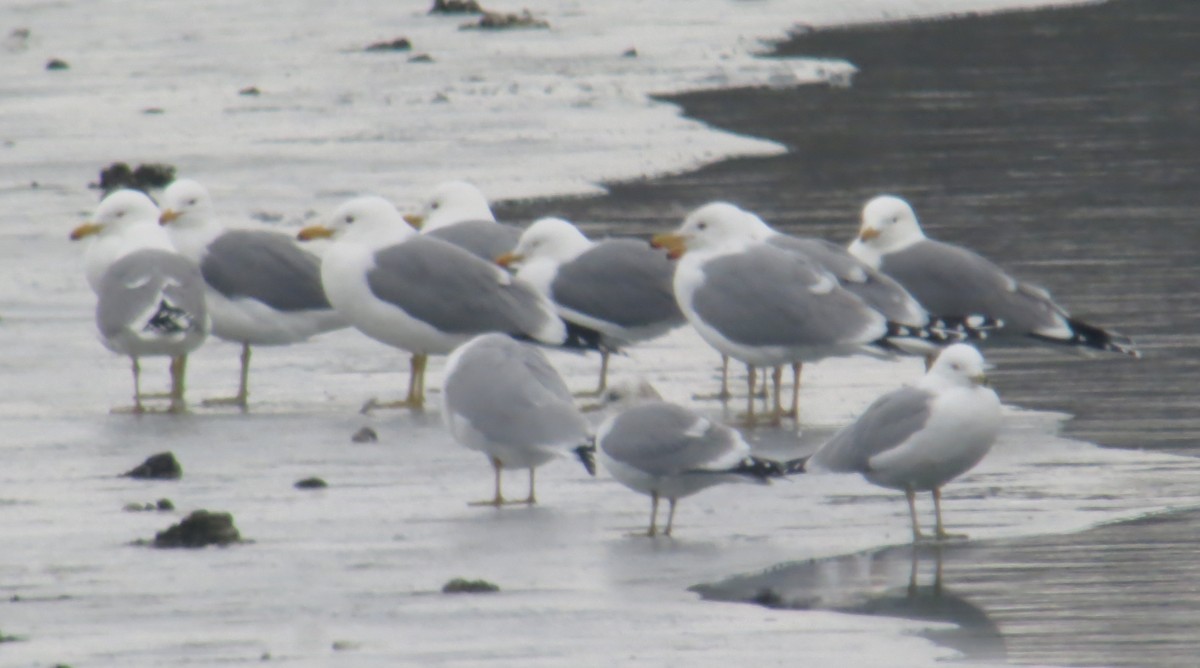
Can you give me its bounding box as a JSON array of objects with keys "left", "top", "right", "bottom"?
[{"left": 3, "top": 0, "right": 1199, "bottom": 666}]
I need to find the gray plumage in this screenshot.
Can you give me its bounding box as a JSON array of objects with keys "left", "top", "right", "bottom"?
[
  {"left": 366, "top": 236, "right": 559, "bottom": 337},
  {"left": 551, "top": 239, "right": 684, "bottom": 331},
  {"left": 201, "top": 230, "right": 332, "bottom": 312},
  {"left": 599, "top": 401, "right": 742, "bottom": 475},
  {"left": 805, "top": 386, "right": 934, "bottom": 474},
  {"left": 443, "top": 334, "right": 589, "bottom": 452},
  {"left": 96, "top": 248, "right": 208, "bottom": 354},
  {"left": 425, "top": 220, "right": 523, "bottom": 261},
  {"left": 879, "top": 239, "right": 1064, "bottom": 333},
  {"left": 770, "top": 235, "right": 926, "bottom": 326},
  {"left": 691, "top": 244, "right": 882, "bottom": 348}
]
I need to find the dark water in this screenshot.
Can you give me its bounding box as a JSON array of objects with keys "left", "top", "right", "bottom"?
[{"left": 497, "top": 1, "right": 1200, "bottom": 665}]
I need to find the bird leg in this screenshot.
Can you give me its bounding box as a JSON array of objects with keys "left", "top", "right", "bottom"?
[
  {"left": 202, "top": 342, "right": 251, "bottom": 410},
  {"left": 111, "top": 357, "right": 147, "bottom": 414},
  {"left": 737, "top": 365, "right": 758, "bottom": 427},
  {"left": 520, "top": 467, "right": 537, "bottom": 505},
  {"left": 692, "top": 355, "right": 733, "bottom": 401},
  {"left": 573, "top": 350, "right": 611, "bottom": 398},
  {"left": 663, "top": 498, "right": 679, "bottom": 537},
  {"left": 360, "top": 353, "right": 428, "bottom": 413},
  {"left": 640, "top": 491, "right": 660, "bottom": 537},
  {"left": 769, "top": 366, "right": 784, "bottom": 427},
  {"left": 469, "top": 457, "right": 508, "bottom": 507},
  {"left": 166, "top": 355, "right": 188, "bottom": 414},
  {"left": 783, "top": 362, "right": 803, "bottom": 420},
  {"left": 906, "top": 487, "right": 929, "bottom": 543},
  {"left": 932, "top": 487, "right": 967, "bottom": 540}
]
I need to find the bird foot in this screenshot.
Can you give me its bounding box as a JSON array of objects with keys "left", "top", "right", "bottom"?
[
  {"left": 467, "top": 497, "right": 534, "bottom": 508},
  {"left": 111, "top": 403, "right": 188, "bottom": 415},
  {"left": 360, "top": 397, "right": 424, "bottom": 414}
]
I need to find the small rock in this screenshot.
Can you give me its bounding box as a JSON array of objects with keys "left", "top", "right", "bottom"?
[
  {"left": 123, "top": 502, "right": 154, "bottom": 512},
  {"left": 153, "top": 510, "right": 241, "bottom": 548},
  {"left": 442, "top": 578, "right": 500, "bottom": 594},
  {"left": 331, "top": 640, "right": 361, "bottom": 651},
  {"left": 365, "top": 37, "right": 412, "bottom": 52},
  {"left": 141, "top": 107, "right": 165, "bottom": 115},
  {"left": 408, "top": 53, "right": 435, "bottom": 64},
  {"left": 156, "top": 498, "right": 175, "bottom": 511},
  {"left": 621, "top": 48, "right": 638, "bottom": 58},
  {"left": 45, "top": 58, "right": 68, "bottom": 70},
  {"left": 249, "top": 210, "right": 284, "bottom": 223},
  {"left": 238, "top": 85, "right": 261, "bottom": 96},
  {"left": 123, "top": 452, "right": 182, "bottom": 480},
  {"left": 131, "top": 163, "right": 175, "bottom": 189},
  {"left": 294, "top": 477, "right": 327, "bottom": 489},
  {"left": 461, "top": 10, "right": 549, "bottom": 30},
  {"left": 351, "top": 426, "right": 378, "bottom": 443},
  {"left": 0, "top": 628, "right": 22, "bottom": 643},
  {"left": 93, "top": 162, "right": 178, "bottom": 195},
  {"left": 429, "top": 0, "right": 482, "bottom": 14}
]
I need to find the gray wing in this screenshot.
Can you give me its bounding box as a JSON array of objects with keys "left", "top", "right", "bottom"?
[
  {"left": 97, "top": 249, "right": 208, "bottom": 339},
  {"left": 881, "top": 239, "right": 1067, "bottom": 332},
  {"left": 772, "top": 235, "right": 927, "bottom": 325},
  {"left": 443, "top": 335, "right": 588, "bottom": 447},
  {"left": 600, "top": 402, "right": 741, "bottom": 475},
  {"left": 201, "top": 230, "right": 332, "bottom": 312},
  {"left": 425, "top": 220, "right": 523, "bottom": 260},
  {"left": 691, "top": 245, "right": 883, "bottom": 348},
  {"left": 807, "top": 386, "right": 934, "bottom": 474},
  {"left": 550, "top": 239, "right": 684, "bottom": 328},
  {"left": 366, "top": 236, "right": 557, "bottom": 337}
]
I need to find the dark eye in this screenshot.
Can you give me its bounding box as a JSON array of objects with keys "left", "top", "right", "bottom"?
[
  {"left": 430, "top": 202, "right": 440, "bottom": 210},
  {"left": 186, "top": 198, "right": 197, "bottom": 206},
  {"left": 344, "top": 215, "right": 355, "bottom": 224},
  {"left": 697, "top": 222, "right": 707, "bottom": 230}
]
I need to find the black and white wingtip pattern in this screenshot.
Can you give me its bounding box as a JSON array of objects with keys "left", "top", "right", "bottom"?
[
  {"left": 875, "top": 314, "right": 1002, "bottom": 352},
  {"left": 574, "top": 441, "right": 597, "bottom": 477},
  {"left": 1033, "top": 318, "right": 1142, "bottom": 359},
  {"left": 719, "top": 455, "right": 809, "bottom": 481},
  {"left": 142, "top": 298, "right": 199, "bottom": 336}
]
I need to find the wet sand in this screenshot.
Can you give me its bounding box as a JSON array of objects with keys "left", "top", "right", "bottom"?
[{"left": 497, "top": 1, "right": 1200, "bottom": 665}]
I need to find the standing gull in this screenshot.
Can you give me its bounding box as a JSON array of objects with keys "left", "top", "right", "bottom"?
[
  {"left": 595, "top": 388, "right": 791, "bottom": 537},
  {"left": 803, "top": 343, "right": 1001, "bottom": 542},
  {"left": 70, "top": 190, "right": 209, "bottom": 413},
  {"left": 850, "top": 195, "right": 1139, "bottom": 357},
  {"left": 159, "top": 179, "right": 346, "bottom": 409},
  {"left": 404, "top": 180, "right": 522, "bottom": 261},
  {"left": 442, "top": 333, "right": 594, "bottom": 506},
  {"left": 298, "top": 196, "right": 565, "bottom": 411},
  {"left": 651, "top": 202, "right": 964, "bottom": 426},
  {"left": 496, "top": 217, "right": 685, "bottom": 395}
]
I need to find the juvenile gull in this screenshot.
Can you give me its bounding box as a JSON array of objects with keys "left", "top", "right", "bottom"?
[
  {"left": 803, "top": 344, "right": 1001, "bottom": 542},
  {"left": 850, "top": 195, "right": 1139, "bottom": 358},
  {"left": 496, "top": 217, "right": 685, "bottom": 395},
  {"left": 159, "top": 179, "right": 346, "bottom": 409},
  {"left": 404, "top": 181, "right": 522, "bottom": 261},
  {"left": 442, "top": 333, "right": 594, "bottom": 506},
  {"left": 298, "top": 197, "right": 565, "bottom": 411},
  {"left": 70, "top": 190, "right": 209, "bottom": 413},
  {"left": 595, "top": 390, "right": 791, "bottom": 537},
  {"left": 651, "top": 202, "right": 969, "bottom": 426}
]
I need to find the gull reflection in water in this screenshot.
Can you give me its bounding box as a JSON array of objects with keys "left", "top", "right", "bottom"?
[{"left": 690, "top": 543, "right": 1005, "bottom": 662}]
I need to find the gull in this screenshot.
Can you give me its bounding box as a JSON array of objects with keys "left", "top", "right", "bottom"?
[
  {"left": 851, "top": 195, "right": 1139, "bottom": 358},
  {"left": 651, "top": 202, "right": 970, "bottom": 426},
  {"left": 70, "top": 190, "right": 209, "bottom": 413},
  {"left": 594, "top": 385, "right": 792, "bottom": 537},
  {"left": 442, "top": 333, "right": 594, "bottom": 506},
  {"left": 495, "top": 217, "right": 685, "bottom": 395},
  {"left": 159, "top": 179, "right": 346, "bottom": 409},
  {"left": 803, "top": 343, "right": 1001, "bottom": 542},
  {"left": 404, "top": 180, "right": 522, "bottom": 261},
  {"left": 298, "top": 196, "right": 565, "bottom": 411}
]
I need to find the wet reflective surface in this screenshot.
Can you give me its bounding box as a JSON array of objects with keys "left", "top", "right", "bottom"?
[{"left": 498, "top": 1, "right": 1200, "bottom": 664}]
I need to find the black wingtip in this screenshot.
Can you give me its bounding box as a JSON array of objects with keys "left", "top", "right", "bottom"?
[
  {"left": 560, "top": 320, "right": 607, "bottom": 352},
  {"left": 1030, "top": 318, "right": 1142, "bottom": 359},
  {"left": 574, "top": 442, "right": 597, "bottom": 477},
  {"left": 782, "top": 456, "right": 809, "bottom": 475}
]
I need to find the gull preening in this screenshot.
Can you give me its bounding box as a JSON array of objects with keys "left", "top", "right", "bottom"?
[
  {"left": 442, "top": 333, "right": 594, "bottom": 506},
  {"left": 851, "top": 195, "right": 1139, "bottom": 358},
  {"left": 497, "top": 216, "right": 685, "bottom": 395},
  {"left": 298, "top": 196, "right": 565, "bottom": 412},
  {"left": 803, "top": 343, "right": 1002, "bottom": 542},
  {"left": 159, "top": 179, "right": 345, "bottom": 409},
  {"left": 71, "top": 190, "right": 209, "bottom": 413}
]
